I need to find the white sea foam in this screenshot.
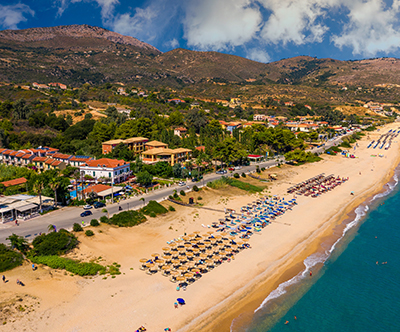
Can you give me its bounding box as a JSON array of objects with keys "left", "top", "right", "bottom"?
[{"left": 254, "top": 169, "right": 400, "bottom": 314}]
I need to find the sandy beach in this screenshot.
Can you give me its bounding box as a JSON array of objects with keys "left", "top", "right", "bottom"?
[{"left": 1, "top": 123, "right": 400, "bottom": 332}]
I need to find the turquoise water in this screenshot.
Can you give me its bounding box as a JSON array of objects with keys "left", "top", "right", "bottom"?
[{"left": 239, "top": 170, "right": 400, "bottom": 332}]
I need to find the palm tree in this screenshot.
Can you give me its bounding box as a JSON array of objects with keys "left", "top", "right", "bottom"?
[
  {"left": 47, "top": 224, "right": 56, "bottom": 232},
  {"left": 6, "top": 233, "right": 29, "bottom": 253},
  {"left": 102, "top": 208, "right": 109, "bottom": 218},
  {"left": 49, "top": 174, "right": 61, "bottom": 208},
  {"left": 33, "top": 174, "right": 46, "bottom": 212}
]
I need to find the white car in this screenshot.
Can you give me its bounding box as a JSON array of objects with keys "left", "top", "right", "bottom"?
[
  {"left": 234, "top": 166, "right": 242, "bottom": 170},
  {"left": 83, "top": 204, "right": 93, "bottom": 210},
  {"left": 178, "top": 181, "right": 186, "bottom": 186}
]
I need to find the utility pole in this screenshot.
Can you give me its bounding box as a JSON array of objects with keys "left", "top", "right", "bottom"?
[{"left": 111, "top": 173, "right": 114, "bottom": 204}]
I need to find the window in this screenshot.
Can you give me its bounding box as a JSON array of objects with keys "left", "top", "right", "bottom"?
[
  {"left": 109, "top": 172, "right": 111, "bottom": 178},
  {"left": 93, "top": 171, "right": 95, "bottom": 177}
]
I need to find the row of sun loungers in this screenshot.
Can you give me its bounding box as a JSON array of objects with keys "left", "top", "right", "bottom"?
[
  {"left": 139, "top": 196, "right": 297, "bottom": 288},
  {"left": 287, "top": 174, "right": 348, "bottom": 197}
]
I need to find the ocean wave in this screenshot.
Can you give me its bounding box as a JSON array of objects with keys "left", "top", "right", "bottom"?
[{"left": 253, "top": 170, "right": 400, "bottom": 314}]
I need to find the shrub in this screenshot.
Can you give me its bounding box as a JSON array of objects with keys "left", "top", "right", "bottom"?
[
  {"left": 90, "top": 219, "right": 99, "bottom": 227},
  {"left": 226, "top": 178, "right": 263, "bottom": 193},
  {"left": 100, "top": 216, "right": 109, "bottom": 223},
  {"left": 73, "top": 223, "right": 83, "bottom": 232},
  {"left": 141, "top": 200, "right": 168, "bottom": 216},
  {"left": 241, "top": 172, "right": 246, "bottom": 178},
  {"left": 340, "top": 141, "right": 351, "bottom": 148},
  {"left": 0, "top": 244, "right": 23, "bottom": 272},
  {"left": 168, "top": 205, "right": 176, "bottom": 212},
  {"left": 85, "top": 230, "right": 94, "bottom": 237},
  {"left": 193, "top": 185, "right": 199, "bottom": 192},
  {"left": 173, "top": 192, "right": 179, "bottom": 199},
  {"left": 197, "top": 196, "right": 203, "bottom": 200},
  {"left": 180, "top": 190, "right": 186, "bottom": 196},
  {"left": 107, "top": 210, "right": 147, "bottom": 227},
  {"left": 71, "top": 199, "right": 86, "bottom": 206},
  {"left": 233, "top": 173, "right": 240, "bottom": 178},
  {"left": 149, "top": 212, "right": 156, "bottom": 218},
  {"left": 31, "top": 230, "right": 78, "bottom": 257},
  {"left": 169, "top": 195, "right": 174, "bottom": 200},
  {"left": 30, "top": 255, "right": 106, "bottom": 276},
  {"left": 261, "top": 167, "right": 265, "bottom": 171}
]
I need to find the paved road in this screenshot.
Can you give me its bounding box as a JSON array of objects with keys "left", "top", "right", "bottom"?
[{"left": 0, "top": 133, "right": 351, "bottom": 244}]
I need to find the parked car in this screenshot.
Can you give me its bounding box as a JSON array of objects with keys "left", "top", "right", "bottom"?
[
  {"left": 178, "top": 181, "right": 186, "bottom": 186},
  {"left": 234, "top": 166, "right": 242, "bottom": 170},
  {"left": 93, "top": 202, "right": 106, "bottom": 209},
  {"left": 80, "top": 210, "right": 93, "bottom": 217},
  {"left": 191, "top": 178, "right": 198, "bottom": 182},
  {"left": 83, "top": 204, "right": 93, "bottom": 210},
  {"left": 216, "top": 169, "right": 227, "bottom": 174},
  {"left": 228, "top": 167, "right": 235, "bottom": 171}
]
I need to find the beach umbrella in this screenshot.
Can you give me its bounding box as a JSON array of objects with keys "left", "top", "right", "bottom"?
[
  {"left": 169, "top": 242, "right": 177, "bottom": 247},
  {"left": 199, "top": 253, "right": 207, "bottom": 259},
  {"left": 177, "top": 298, "right": 186, "bottom": 305},
  {"left": 176, "top": 276, "right": 186, "bottom": 282},
  {"left": 191, "top": 268, "right": 201, "bottom": 273},
  {"left": 172, "top": 259, "right": 180, "bottom": 264},
  {"left": 162, "top": 247, "right": 170, "bottom": 252},
  {"left": 193, "top": 231, "right": 200, "bottom": 234},
  {"left": 155, "top": 259, "right": 164, "bottom": 264},
  {"left": 182, "top": 236, "right": 190, "bottom": 241},
  {"left": 170, "top": 271, "right": 180, "bottom": 276},
  {"left": 178, "top": 247, "right": 186, "bottom": 252},
  {"left": 186, "top": 252, "right": 194, "bottom": 257},
  {"left": 151, "top": 253, "right": 160, "bottom": 257},
  {"left": 178, "top": 266, "right": 188, "bottom": 271},
  {"left": 207, "top": 231, "right": 214, "bottom": 235},
  {"left": 162, "top": 265, "right": 171, "bottom": 270},
  {"left": 185, "top": 273, "right": 194, "bottom": 279},
  {"left": 162, "top": 255, "right": 171, "bottom": 260},
  {"left": 197, "top": 264, "right": 207, "bottom": 270},
  {"left": 139, "top": 258, "right": 148, "bottom": 263}
]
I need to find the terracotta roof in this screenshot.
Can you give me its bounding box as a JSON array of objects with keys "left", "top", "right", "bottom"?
[
  {"left": 1, "top": 177, "right": 27, "bottom": 187},
  {"left": 82, "top": 158, "right": 127, "bottom": 168},
  {"left": 102, "top": 139, "right": 124, "bottom": 145},
  {"left": 53, "top": 153, "right": 72, "bottom": 159},
  {"left": 175, "top": 127, "right": 187, "bottom": 131},
  {"left": 32, "top": 157, "right": 47, "bottom": 162},
  {"left": 51, "top": 160, "right": 62, "bottom": 166},
  {"left": 195, "top": 146, "right": 206, "bottom": 152},
  {"left": 45, "top": 159, "right": 55, "bottom": 164},
  {"left": 22, "top": 154, "right": 34, "bottom": 159},
  {"left": 123, "top": 137, "right": 148, "bottom": 143},
  {"left": 15, "top": 152, "right": 25, "bottom": 157},
  {"left": 70, "top": 157, "right": 92, "bottom": 162},
  {"left": 2, "top": 149, "right": 13, "bottom": 155},
  {"left": 82, "top": 184, "right": 112, "bottom": 195},
  {"left": 0, "top": 148, "right": 6, "bottom": 153}
]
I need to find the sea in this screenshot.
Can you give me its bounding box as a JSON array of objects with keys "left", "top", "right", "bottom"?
[{"left": 232, "top": 166, "right": 400, "bottom": 332}]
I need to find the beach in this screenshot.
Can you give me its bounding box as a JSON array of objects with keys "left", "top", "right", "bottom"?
[{"left": 1, "top": 123, "right": 400, "bottom": 332}]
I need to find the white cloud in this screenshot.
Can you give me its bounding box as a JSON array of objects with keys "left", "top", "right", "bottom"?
[
  {"left": 165, "top": 38, "right": 179, "bottom": 49},
  {"left": 55, "top": 0, "right": 118, "bottom": 21},
  {"left": 0, "top": 3, "right": 34, "bottom": 29},
  {"left": 246, "top": 48, "right": 271, "bottom": 63},
  {"left": 332, "top": 0, "right": 400, "bottom": 56},
  {"left": 183, "top": 0, "right": 262, "bottom": 50}
]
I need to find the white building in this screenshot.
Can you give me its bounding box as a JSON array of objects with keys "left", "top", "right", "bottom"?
[{"left": 79, "top": 158, "right": 130, "bottom": 184}]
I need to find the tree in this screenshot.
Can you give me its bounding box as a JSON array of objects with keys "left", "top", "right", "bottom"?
[
  {"left": 214, "top": 137, "right": 247, "bottom": 164},
  {"left": 48, "top": 175, "right": 61, "bottom": 208},
  {"left": 13, "top": 99, "right": 30, "bottom": 120},
  {"left": 172, "top": 163, "right": 182, "bottom": 178},
  {"left": 49, "top": 96, "right": 60, "bottom": 111},
  {"left": 33, "top": 174, "right": 46, "bottom": 212},
  {"left": 47, "top": 224, "right": 56, "bottom": 232},
  {"left": 136, "top": 171, "right": 153, "bottom": 187},
  {"left": 185, "top": 109, "right": 209, "bottom": 133},
  {"left": 168, "top": 110, "right": 184, "bottom": 126},
  {"left": 6, "top": 233, "right": 29, "bottom": 253}
]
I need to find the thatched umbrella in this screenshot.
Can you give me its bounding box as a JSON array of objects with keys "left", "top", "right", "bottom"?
[
  {"left": 170, "top": 271, "right": 180, "bottom": 276},
  {"left": 185, "top": 273, "right": 194, "bottom": 279},
  {"left": 151, "top": 253, "right": 160, "bottom": 257},
  {"left": 184, "top": 243, "right": 192, "bottom": 248},
  {"left": 178, "top": 255, "right": 187, "bottom": 261},
  {"left": 191, "top": 268, "right": 201, "bottom": 273},
  {"left": 169, "top": 242, "right": 177, "bottom": 247},
  {"left": 139, "top": 258, "right": 148, "bottom": 263},
  {"left": 186, "top": 252, "right": 194, "bottom": 257},
  {"left": 155, "top": 259, "right": 164, "bottom": 264},
  {"left": 193, "top": 231, "right": 200, "bottom": 234},
  {"left": 199, "top": 253, "right": 207, "bottom": 259},
  {"left": 207, "top": 231, "right": 214, "bottom": 235},
  {"left": 162, "top": 265, "right": 171, "bottom": 270},
  {"left": 178, "top": 266, "right": 188, "bottom": 271},
  {"left": 162, "top": 247, "right": 170, "bottom": 252},
  {"left": 182, "top": 236, "right": 191, "bottom": 241},
  {"left": 176, "top": 276, "right": 186, "bottom": 282},
  {"left": 197, "top": 264, "right": 207, "bottom": 270}
]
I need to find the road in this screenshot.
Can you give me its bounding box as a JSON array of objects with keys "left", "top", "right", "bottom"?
[{"left": 0, "top": 132, "right": 351, "bottom": 244}]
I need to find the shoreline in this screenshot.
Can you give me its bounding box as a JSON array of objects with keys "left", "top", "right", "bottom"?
[
  {"left": 2, "top": 123, "right": 400, "bottom": 332},
  {"left": 177, "top": 126, "right": 400, "bottom": 332}
]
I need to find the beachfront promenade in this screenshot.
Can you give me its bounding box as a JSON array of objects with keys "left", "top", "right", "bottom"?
[{"left": 0, "top": 134, "right": 350, "bottom": 244}]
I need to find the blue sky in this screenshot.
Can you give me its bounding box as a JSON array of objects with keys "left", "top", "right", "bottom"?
[{"left": 2, "top": 0, "right": 400, "bottom": 63}]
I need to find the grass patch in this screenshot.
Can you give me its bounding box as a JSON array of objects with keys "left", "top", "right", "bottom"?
[
  {"left": 141, "top": 200, "right": 168, "bottom": 216},
  {"left": 105, "top": 210, "right": 147, "bottom": 227},
  {"left": 0, "top": 244, "right": 23, "bottom": 272},
  {"left": 29, "top": 255, "right": 106, "bottom": 276},
  {"left": 207, "top": 177, "right": 263, "bottom": 193},
  {"left": 325, "top": 146, "right": 342, "bottom": 155}
]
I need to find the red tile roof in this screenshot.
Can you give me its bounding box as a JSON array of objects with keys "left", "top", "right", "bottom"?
[
  {"left": 51, "top": 160, "right": 62, "bottom": 166},
  {"left": 82, "top": 184, "right": 112, "bottom": 194},
  {"left": 83, "top": 158, "right": 128, "bottom": 168},
  {"left": 1, "top": 177, "right": 27, "bottom": 187},
  {"left": 2, "top": 149, "right": 13, "bottom": 155},
  {"left": 32, "top": 157, "right": 47, "bottom": 162},
  {"left": 70, "top": 157, "right": 91, "bottom": 162},
  {"left": 22, "top": 154, "right": 34, "bottom": 159},
  {"left": 45, "top": 159, "right": 55, "bottom": 164},
  {"left": 53, "top": 153, "right": 72, "bottom": 159}
]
